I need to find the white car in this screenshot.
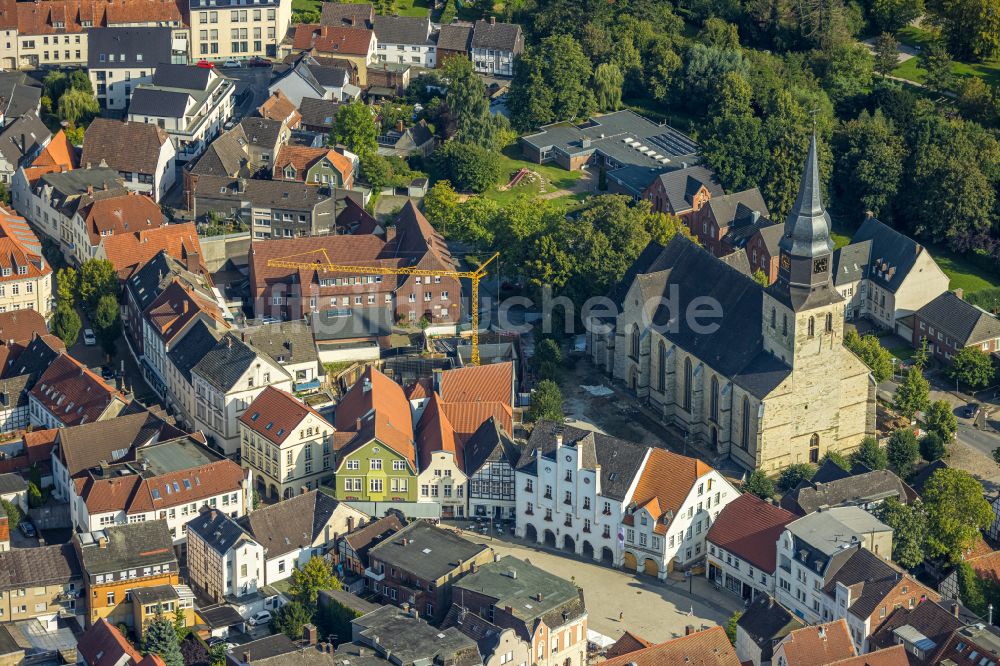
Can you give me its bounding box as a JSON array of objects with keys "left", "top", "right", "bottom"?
[
  {"left": 83, "top": 329, "right": 96, "bottom": 346},
  {"left": 247, "top": 610, "right": 271, "bottom": 626},
  {"left": 222, "top": 59, "right": 242, "bottom": 68}
]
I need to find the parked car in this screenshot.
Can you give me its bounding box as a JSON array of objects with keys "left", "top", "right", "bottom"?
[
  {"left": 222, "top": 59, "right": 242, "bottom": 68},
  {"left": 247, "top": 611, "right": 271, "bottom": 626},
  {"left": 247, "top": 57, "right": 270, "bottom": 67},
  {"left": 101, "top": 366, "right": 115, "bottom": 381},
  {"left": 196, "top": 60, "right": 215, "bottom": 68},
  {"left": 965, "top": 403, "right": 981, "bottom": 419},
  {"left": 18, "top": 520, "right": 35, "bottom": 538},
  {"left": 83, "top": 329, "right": 96, "bottom": 346}
]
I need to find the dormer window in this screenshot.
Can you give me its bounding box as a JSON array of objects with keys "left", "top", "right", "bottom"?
[
  {"left": 283, "top": 166, "right": 295, "bottom": 178},
  {"left": 1, "top": 268, "right": 10, "bottom": 277}
]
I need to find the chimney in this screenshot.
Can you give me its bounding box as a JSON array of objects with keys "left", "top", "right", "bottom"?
[
  {"left": 954, "top": 288, "right": 964, "bottom": 300},
  {"left": 952, "top": 602, "right": 961, "bottom": 618},
  {"left": 182, "top": 300, "right": 189, "bottom": 314},
  {"left": 87, "top": 185, "right": 94, "bottom": 195},
  {"left": 385, "top": 226, "right": 396, "bottom": 242},
  {"left": 865, "top": 210, "right": 875, "bottom": 220},
  {"left": 751, "top": 210, "right": 761, "bottom": 225},
  {"left": 489, "top": 15, "right": 495, "bottom": 23},
  {"left": 355, "top": 417, "right": 361, "bottom": 430},
  {"left": 97, "top": 534, "right": 109, "bottom": 548},
  {"left": 303, "top": 623, "right": 318, "bottom": 645},
  {"left": 685, "top": 625, "right": 694, "bottom": 636},
  {"left": 243, "top": 652, "right": 251, "bottom": 664},
  {"left": 396, "top": 119, "right": 404, "bottom": 133},
  {"left": 186, "top": 251, "right": 201, "bottom": 274},
  {"left": 555, "top": 430, "right": 563, "bottom": 447}
]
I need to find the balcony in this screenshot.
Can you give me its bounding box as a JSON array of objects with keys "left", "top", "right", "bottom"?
[
  {"left": 294, "top": 378, "right": 321, "bottom": 392},
  {"left": 582, "top": 526, "right": 591, "bottom": 533},
  {"left": 525, "top": 508, "right": 533, "bottom": 516},
  {"left": 543, "top": 492, "right": 552, "bottom": 500},
  {"left": 543, "top": 515, "right": 553, "bottom": 522},
  {"left": 364, "top": 566, "right": 385, "bottom": 582}
]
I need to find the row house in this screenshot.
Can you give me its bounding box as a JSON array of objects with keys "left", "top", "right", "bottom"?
[
  {"left": 642, "top": 165, "right": 722, "bottom": 220},
  {"left": 68, "top": 435, "right": 250, "bottom": 545},
  {"left": 287, "top": 24, "right": 377, "bottom": 85},
  {"left": 77, "top": 618, "right": 165, "bottom": 666},
  {"left": 9, "top": 128, "right": 74, "bottom": 220},
  {"left": 186, "top": 490, "right": 367, "bottom": 596},
  {"left": 0, "top": 111, "right": 51, "bottom": 185},
  {"left": 469, "top": 18, "right": 523, "bottom": 77},
  {"left": 911, "top": 290, "right": 1000, "bottom": 362},
  {"left": 463, "top": 417, "right": 520, "bottom": 520},
  {"left": 67, "top": 191, "right": 166, "bottom": 266},
  {"left": 372, "top": 16, "right": 436, "bottom": 68},
  {"left": 81, "top": 119, "right": 176, "bottom": 202},
  {"left": 188, "top": 0, "right": 292, "bottom": 61},
  {"left": 272, "top": 145, "right": 353, "bottom": 188},
  {"left": 87, "top": 27, "right": 186, "bottom": 110},
  {"left": 0, "top": 206, "right": 52, "bottom": 316},
  {"left": 451, "top": 555, "right": 588, "bottom": 666},
  {"left": 336, "top": 513, "right": 404, "bottom": 581},
  {"left": 366, "top": 519, "right": 493, "bottom": 623},
  {"left": 28, "top": 352, "right": 129, "bottom": 429},
  {"left": 100, "top": 222, "right": 205, "bottom": 280},
  {"left": 706, "top": 493, "right": 797, "bottom": 601},
  {"left": 832, "top": 215, "right": 949, "bottom": 335},
  {"left": 515, "top": 420, "right": 738, "bottom": 579},
  {"left": 266, "top": 54, "right": 358, "bottom": 106},
  {"left": 0, "top": 544, "right": 83, "bottom": 624},
  {"left": 185, "top": 116, "right": 291, "bottom": 190},
  {"left": 239, "top": 386, "right": 334, "bottom": 501},
  {"left": 74, "top": 520, "right": 179, "bottom": 629},
  {"left": 128, "top": 64, "right": 237, "bottom": 162}
]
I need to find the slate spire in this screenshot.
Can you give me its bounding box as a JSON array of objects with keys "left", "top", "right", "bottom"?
[{"left": 778, "top": 132, "right": 833, "bottom": 260}]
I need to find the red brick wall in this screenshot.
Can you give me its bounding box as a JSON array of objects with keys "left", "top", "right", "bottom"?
[
  {"left": 864, "top": 579, "right": 939, "bottom": 635},
  {"left": 745, "top": 233, "right": 778, "bottom": 284}
]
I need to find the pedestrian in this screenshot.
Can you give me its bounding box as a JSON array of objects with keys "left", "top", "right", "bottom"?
[{"left": 618, "top": 611, "right": 623, "bottom": 622}]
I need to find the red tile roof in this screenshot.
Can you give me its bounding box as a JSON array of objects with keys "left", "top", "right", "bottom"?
[
  {"left": 826, "top": 645, "right": 908, "bottom": 666},
  {"left": 23, "top": 428, "right": 58, "bottom": 466},
  {"left": 30, "top": 354, "right": 126, "bottom": 427},
  {"left": 605, "top": 632, "right": 654, "bottom": 659},
  {"left": 439, "top": 362, "right": 514, "bottom": 406},
  {"left": 404, "top": 377, "right": 432, "bottom": 401},
  {"left": 334, "top": 366, "right": 414, "bottom": 467},
  {"left": 79, "top": 192, "right": 164, "bottom": 248},
  {"left": 0, "top": 310, "right": 47, "bottom": 344},
  {"left": 440, "top": 400, "right": 512, "bottom": 442},
  {"left": 23, "top": 129, "right": 75, "bottom": 185},
  {"left": 239, "top": 386, "right": 329, "bottom": 445},
  {"left": 778, "top": 621, "right": 855, "bottom": 666},
  {"left": 101, "top": 222, "right": 206, "bottom": 279},
  {"left": 15, "top": 0, "right": 183, "bottom": 35},
  {"left": 258, "top": 91, "right": 301, "bottom": 128},
  {"left": 630, "top": 448, "right": 715, "bottom": 533},
  {"left": 75, "top": 458, "right": 246, "bottom": 515},
  {"left": 77, "top": 619, "right": 166, "bottom": 666},
  {"left": 416, "top": 392, "right": 461, "bottom": 470},
  {"left": 0, "top": 207, "right": 49, "bottom": 283},
  {"left": 600, "top": 627, "right": 741, "bottom": 666},
  {"left": 273, "top": 145, "right": 352, "bottom": 185},
  {"left": 706, "top": 494, "right": 797, "bottom": 574},
  {"left": 292, "top": 24, "right": 375, "bottom": 55},
  {"left": 145, "top": 279, "right": 224, "bottom": 344}
]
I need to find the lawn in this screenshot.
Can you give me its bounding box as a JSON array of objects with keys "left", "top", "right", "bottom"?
[
  {"left": 294, "top": 0, "right": 432, "bottom": 19},
  {"left": 480, "top": 145, "right": 584, "bottom": 205},
  {"left": 893, "top": 25, "right": 1000, "bottom": 87}
]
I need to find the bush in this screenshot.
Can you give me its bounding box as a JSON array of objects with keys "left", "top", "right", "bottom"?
[
  {"left": 0, "top": 499, "right": 21, "bottom": 528},
  {"left": 27, "top": 482, "right": 43, "bottom": 509},
  {"left": 777, "top": 463, "right": 815, "bottom": 492}
]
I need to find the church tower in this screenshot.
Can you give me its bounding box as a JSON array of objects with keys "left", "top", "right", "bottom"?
[{"left": 762, "top": 133, "right": 844, "bottom": 368}]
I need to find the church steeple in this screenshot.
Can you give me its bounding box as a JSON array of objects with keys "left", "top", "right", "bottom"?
[{"left": 774, "top": 133, "right": 834, "bottom": 302}]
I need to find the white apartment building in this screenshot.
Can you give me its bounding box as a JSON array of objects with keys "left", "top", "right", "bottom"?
[
  {"left": 0, "top": 206, "right": 52, "bottom": 316},
  {"left": 87, "top": 27, "right": 184, "bottom": 110},
  {"left": 128, "top": 64, "right": 236, "bottom": 162},
  {"left": 191, "top": 334, "right": 292, "bottom": 456},
  {"left": 372, "top": 16, "right": 436, "bottom": 68},
  {"left": 188, "top": 0, "right": 292, "bottom": 61},
  {"left": 239, "top": 386, "right": 335, "bottom": 501},
  {"left": 186, "top": 508, "right": 266, "bottom": 603}
]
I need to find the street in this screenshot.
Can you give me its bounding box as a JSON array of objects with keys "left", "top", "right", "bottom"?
[{"left": 451, "top": 527, "right": 742, "bottom": 643}]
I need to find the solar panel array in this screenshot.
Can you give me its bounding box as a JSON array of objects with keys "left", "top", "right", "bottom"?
[{"left": 646, "top": 128, "right": 698, "bottom": 157}]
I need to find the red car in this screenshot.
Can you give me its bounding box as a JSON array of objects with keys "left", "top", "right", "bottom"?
[
  {"left": 196, "top": 60, "right": 215, "bottom": 68},
  {"left": 247, "top": 57, "right": 270, "bottom": 67}
]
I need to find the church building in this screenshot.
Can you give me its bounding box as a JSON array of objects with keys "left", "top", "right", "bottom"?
[{"left": 588, "top": 136, "right": 876, "bottom": 472}]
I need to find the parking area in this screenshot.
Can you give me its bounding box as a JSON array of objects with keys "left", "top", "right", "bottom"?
[{"left": 452, "top": 528, "right": 742, "bottom": 644}]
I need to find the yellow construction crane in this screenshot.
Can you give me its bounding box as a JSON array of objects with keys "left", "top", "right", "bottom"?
[{"left": 267, "top": 250, "right": 500, "bottom": 366}]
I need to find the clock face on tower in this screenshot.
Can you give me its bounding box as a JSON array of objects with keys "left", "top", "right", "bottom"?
[
  {"left": 813, "top": 257, "right": 829, "bottom": 274},
  {"left": 780, "top": 253, "right": 791, "bottom": 271}
]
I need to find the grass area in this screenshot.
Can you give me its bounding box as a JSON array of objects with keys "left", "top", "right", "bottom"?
[
  {"left": 881, "top": 335, "right": 916, "bottom": 363},
  {"left": 622, "top": 97, "right": 699, "bottom": 134},
  {"left": 480, "top": 145, "right": 585, "bottom": 205},
  {"left": 893, "top": 25, "right": 1000, "bottom": 87},
  {"left": 294, "top": 0, "right": 431, "bottom": 19},
  {"left": 829, "top": 215, "right": 854, "bottom": 249}
]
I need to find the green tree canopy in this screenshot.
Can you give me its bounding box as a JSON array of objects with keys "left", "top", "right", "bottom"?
[
  {"left": 334, "top": 101, "right": 378, "bottom": 157},
  {"left": 922, "top": 467, "right": 993, "bottom": 563},
  {"left": 507, "top": 34, "right": 595, "bottom": 131},
  {"left": 850, "top": 436, "right": 888, "bottom": 470},
  {"left": 273, "top": 600, "right": 314, "bottom": 640},
  {"left": 874, "top": 498, "right": 928, "bottom": 568},
  {"left": 743, "top": 470, "right": 775, "bottom": 499},
  {"left": 57, "top": 88, "right": 99, "bottom": 127},
  {"left": 290, "top": 556, "right": 339, "bottom": 606},
  {"left": 430, "top": 142, "right": 503, "bottom": 193},
  {"left": 921, "top": 432, "right": 948, "bottom": 461},
  {"left": 529, "top": 380, "right": 564, "bottom": 423},
  {"left": 949, "top": 346, "right": 996, "bottom": 388},
  {"left": 144, "top": 612, "right": 183, "bottom": 666},
  {"left": 926, "top": 0, "right": 1000, "bottom": 61},
  {"left": 533, "top": 338, "right": 564, "bottom": 381},
  {"left": 886, "top": 428, "right": 919, "bottom": 476},
  {"left": 444, "top": 56, "right": 499, "bottom": 150},
  {"left": 1, "top": 498, "right": 22, "bottom": 528},
  {"left": 894, "top": 367, "right": 931, "bottom": 419},
  {"left": 833, "top": 110, "right": 905, "bottom": 219},
  {"left": 593, "top": 63, "right": 624, "bottom": 112},
  {"left": 77, "top": 259, "right": 118, "bottom": 310},
  {"left": 871, "top": 0, "right": 924, "bottom": 32},
  {"left": 777, "top": 463, "right": 815, "bottom": 492},
  {"left": 51, "top": 305, "right": 81, "bottom": 348},
  {"left": 93, "top": 293, "right": 121, "bottom": 355},
  {"left": 843, "top": 330, "right": 895, "bottom": 382},
  {"left": 873, "top": 33, "right": 901, "bottom": 76},
  {"left": 925, "top": 399, "right": 959, "bottom": 441}
]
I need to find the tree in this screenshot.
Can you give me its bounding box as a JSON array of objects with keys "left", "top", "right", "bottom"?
[
  {"left": 925, "top": 399, "right": 958, "bottom": 441},
  {"left": 51, "top": 304, "right": 81, "bottom": 347},
  {"left": 956, "top": 561, "right": 989, "bottom": 616},
  {"left": 886, "top": 428, "right": 919, "bottom": 476},
  {"left": 144, "top": 612, "right": 183, "bottom": 666},
  {"left": 949, "top": 346, "right": 996, "bottom": 388},
  {"left": 56, "top": 267, "right": 77, "bottom": 305},
  {"left": 743, "top": 470, "right": 775, "bottom": 499},
  {"left": 173, "top": 608, "right": 189, "bottom": 642},
  {"left": 682, "top": 44, "right": 747, "bottom": 114},
  {"left": 700, "top": 17, "right": 741, "bottom": 49},
  {"left": 833, "top": 109, "right": 905, "bottom": 219},
  {"left": 27, "top": 481, "right": 42, "bottom": 509},
  {"left": 1, "top": 498, "right": 22, "bottom": 528},
  {"left": 921, "top": 43, "right": 954, "bottom": 93},
  {"left": 42, "top": 70, "right": 69, "bottom": 104},
  {"left": 850, "top": 436, "right": 888, "bottom": 470},
  {"left": 751, "top": 268, "right": 769, "bottom": 287},
  {"left": 870, "top": 0, "right": 923, "bottom": 32},
  {"left": 290, "top": 556, "right": 338, "bottom": 606},
  {"left": 430, "top": 142, "right": 502, "bottom": 193},
  {"left": 507, "top": 35, "right": 595, "bottom": 131},
  {"left": 334, "top": 101, "right": 377, "bottom": 156},
  {"left": 821, "top": 450, "right": 852, "bottom": 471},
  {"left": 725, "top": 611, "right": 742, "bottom": 644},
  {"left": 360, "top": 152, "right": 393, "bottom": 191},
  {"left": 533, "top": 338, "right": 563, "bottom": 381},
  {"left": 179, "top": 636, "right": 210, "bottom": 666},
  {"left": 593, "top": 63, "right": 624, "bottom": 112},
  {"left": 68, "top": 69, "right": 93, "bottom": 95},
  {"left": 57, "top": 88, "right": 98, "bottom": 127},
  {"left": 777, "top": 463, "right": 815, "bottom": 492},
  {"left": 921, "top": 432, "right": 947, "bottom": 460},
  {"left": 529, "top": 380, "right": 564, "bottom": 423},
  {"left": 843, "top": 330, "right": 894, "bottom": 383},
  {"left": 922, "top": 467, "right": 993, "bottom": 563},
  {"left": 77, "top": 259, "right": 118, "bottom": 310},
  {"left": 956, "top": 77, "right": 997, "bottom": 124},
  {"left": 820, "top": 43, "right": 874, "bottom": 109},
  {"left": 874, "top": 498, "right": 928, "bottom": 568},
  {"left": 273, "top": 601, "right": 313, "bottom": 640},
  {"left": 894, "top": 367, "right": 930, "bottom": 419},
  {"left": 93, "top": 293, "right": 121, "bottom": 355},
  {"left": 925, "top": 0, "right": 1000, "bottom": 61},
  {"left": 913, "top": 337, "right": 930, "bottom": 370},
  {"left": 422, "top": 181, "right": 460, "bottom": 235},
  {"left": 443, "top": 56, "right": 497, "bottom": 149}
]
